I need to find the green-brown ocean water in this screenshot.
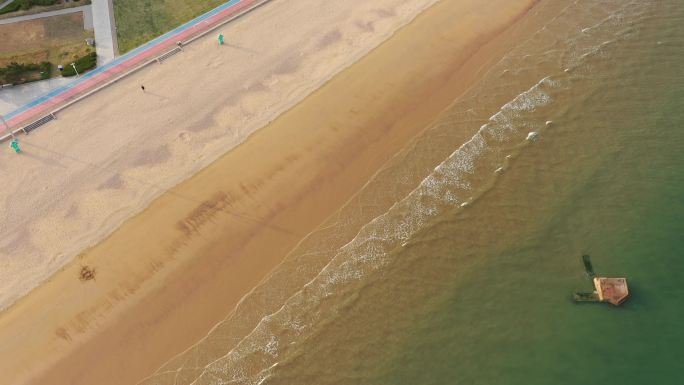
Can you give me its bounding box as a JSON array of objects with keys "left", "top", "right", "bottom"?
[{"left": 142, "top": 1, "right": 683, "bottom": 383}]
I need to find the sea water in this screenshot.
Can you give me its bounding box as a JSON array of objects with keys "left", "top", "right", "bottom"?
[{"left": 141, "top": 1, "right": 684, "bottom": 383}]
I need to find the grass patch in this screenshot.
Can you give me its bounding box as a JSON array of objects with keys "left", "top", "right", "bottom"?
[
  {"left": 61, "top": 51, "right": 96, "bottom": 76},
  {"left": 0, "top": 13, "right": 93, "bottom": 77},
  {"left": 114, "top": 0, "right": 228, "bottom": 53}
]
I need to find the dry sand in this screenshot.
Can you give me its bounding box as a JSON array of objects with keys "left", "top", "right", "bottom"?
[
  {"left": 0, "top": 0, "right": 441, "bottom": 314},
  {"left": 0, "top": 0, "right": 537, "bottom": 384}
]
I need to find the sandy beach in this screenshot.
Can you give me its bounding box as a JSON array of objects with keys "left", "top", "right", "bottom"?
[{"left": 0, "top": 0, "right": 537, "bottom": 384}]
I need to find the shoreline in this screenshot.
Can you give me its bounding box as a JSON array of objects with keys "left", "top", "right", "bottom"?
[{"left": 0, "top": 0, "right": 539, "bottom": 384}]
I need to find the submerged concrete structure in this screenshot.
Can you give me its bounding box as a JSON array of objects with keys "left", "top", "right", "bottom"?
[{"left": 573, "top": 255, "right": 629, "bottom": 306}]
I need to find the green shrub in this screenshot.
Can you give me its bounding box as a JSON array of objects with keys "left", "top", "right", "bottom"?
[
  {"left": 0, "top": 62, "right": 26, "bottom": 84},
  {"left": 31, "top": 0, "right": 59, "bottom": 6},
  {"left": 18, "top": 0, "right": 31, "bottom": 11},
  {"left": 61, "top": 52, "right": 97, "bottom": 77},
  {"left": 0, "top": 61, "right": 52, "bottom": 84},
  {"left": 39, "top": 61, "right": 51, "bottom": 79}
]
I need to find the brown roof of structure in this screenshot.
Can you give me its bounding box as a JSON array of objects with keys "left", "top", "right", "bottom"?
[{"left": 594, "top": 277, "right": 629, "bottom": 306}]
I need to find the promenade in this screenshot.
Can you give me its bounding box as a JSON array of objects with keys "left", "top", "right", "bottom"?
[{"left": 1, "top": 0, "right": 269, "bottom": 140}]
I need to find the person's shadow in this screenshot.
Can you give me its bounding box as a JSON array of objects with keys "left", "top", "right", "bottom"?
[
  {"left": 145, "top": 91, "right": 170, "bottom": 101},
  {"left": 19, "top": 149, "right": 67, "bottom": 168},
  {"left": 222, "top": 42, "right": 259, "bottom": 55}
]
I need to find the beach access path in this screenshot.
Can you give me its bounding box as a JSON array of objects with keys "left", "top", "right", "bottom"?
[{"left": 91, "top": 0, "right": 117, "bottom": 64}]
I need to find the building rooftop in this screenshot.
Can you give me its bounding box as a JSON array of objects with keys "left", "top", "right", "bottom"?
[{"left": 593, "top": 277, "right": 629, "bottom": 306}]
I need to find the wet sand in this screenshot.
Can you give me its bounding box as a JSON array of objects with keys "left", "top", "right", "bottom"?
[
  {"left": 0, "top": 0, "right": 537, "bottom": 384},
  {"left": 0, "top": 0, "right": 443, "bottom": 314}
]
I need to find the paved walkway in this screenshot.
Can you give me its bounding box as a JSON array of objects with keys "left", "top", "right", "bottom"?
[
  {"left": 91, "top": 0, "right": 117, "bottom": 65},
  {"left": 0, "top": 78, "right": 72, "bottom": 116},
  {"left": 0, "top": 5, "right": 93, "bottom": 29}
]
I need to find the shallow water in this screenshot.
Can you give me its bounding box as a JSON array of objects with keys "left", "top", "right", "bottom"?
[{"left": 141, "top": 1, "right": 684, "bottom": 383}]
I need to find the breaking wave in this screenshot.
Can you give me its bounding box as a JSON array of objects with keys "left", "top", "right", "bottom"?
[{"left": 138, "top": 0, "right": 653, "bottom": 384}]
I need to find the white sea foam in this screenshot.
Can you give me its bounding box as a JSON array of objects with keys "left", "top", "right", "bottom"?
[
  {"left": 185, "top": 75, "right": 559, "bottom": 384},
  {"left": 141, "top": 1, "right": 653, "bottom": 383}
]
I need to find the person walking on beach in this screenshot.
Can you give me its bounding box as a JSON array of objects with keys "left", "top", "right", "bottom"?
[{"left": 141, "top": 85, "right": 145, "bottom": 92}]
